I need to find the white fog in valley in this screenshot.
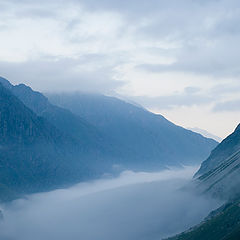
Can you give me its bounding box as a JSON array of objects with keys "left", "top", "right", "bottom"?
[{"left": 0, "top": 166, "right": 221, "bottom": 240}]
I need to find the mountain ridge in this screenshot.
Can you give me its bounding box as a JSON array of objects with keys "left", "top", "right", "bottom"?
[
  {"left": 0, "top": 76, "right": 218, "bottom": 201},
  {"left": 167, "top": 123, "right": 240, "bottom": 240},
  {"left": 0, "top": 82, "right": 80, "bottom": 200},
  {"left": 48, "top": 92, "right": 218, "bottom": 169}
]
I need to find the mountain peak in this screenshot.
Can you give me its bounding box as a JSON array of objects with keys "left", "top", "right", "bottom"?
[
  {"left": 12, "top": 83, "right": 50, "bottom": 115},
  {"left": 235, "top": 124, "right": 240, "bottom": 132},
  {"left": 0, "top": 76, "right": 13, "bottom": 89}
]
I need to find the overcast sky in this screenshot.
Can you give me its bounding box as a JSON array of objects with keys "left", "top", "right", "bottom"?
[{"left": 0, "top": 0, "right": 240, "bottom": 138}]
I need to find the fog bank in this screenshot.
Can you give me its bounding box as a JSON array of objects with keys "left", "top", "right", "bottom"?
[{"left": 0, "top": 166, "right": 221, "bottom": 240}]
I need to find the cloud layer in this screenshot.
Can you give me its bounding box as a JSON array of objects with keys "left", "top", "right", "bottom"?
[{"left": 0, "top": 167, "right": 221, "bottom": 240}]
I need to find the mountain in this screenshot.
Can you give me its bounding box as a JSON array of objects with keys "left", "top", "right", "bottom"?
[
  {"left": 192, "top": 124, "right": 240, "bottom": 199},
  {"left": 0, "top": 77, "right": 117, "bottom": 173},
  {"left": 0, "top": 76, "right": 218, "bottom": 199},
  {"left": 0, "top": 81, "right": 104, "bottom": 201},
  {"left": 188, "top": 127, "right": 222, "bottom": 142},
  {"left": 0, "top": 77, "right": 103, "bottom": 149},
  {"left": 196, "top": 124, "right": 240, "bottom": 177},
  {"left": 0, "top": 82, "right": 67, "bottom": 199},
  {"left": 48, "top": 92, "right": 218, "bottom": 170},
  {"left": 166, "top": 124, "right": 240, "bottom": 240},
  {"left": 166, "top": 199, "right": 240, "bottom": 240}
]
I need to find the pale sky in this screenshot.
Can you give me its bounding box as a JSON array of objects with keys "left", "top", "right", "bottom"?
[{"left": 0, "top": 0, "right": 240, "bottom": 138}]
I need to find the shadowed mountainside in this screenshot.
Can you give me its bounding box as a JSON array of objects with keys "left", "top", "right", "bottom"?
[
  {"left": 166, "top": 199, "right": 240, "bottom": 240},
  {"left": 0, "top": 76, "right": 218, "bottom": 201},
  {"left": 194, "top": 124, "right": 240, "bottom": 199},
  {"left": 0, "top": 82, "right": 88, "bottom": 201},
  {"left": 196, "top": 124, "right": 240, "bottom": 177},
  {"left": 167, "top": 124, "right": 240, "bottom": 240},
  {"left": 48, "top": 92, "right": 218, "bottom": 169}
]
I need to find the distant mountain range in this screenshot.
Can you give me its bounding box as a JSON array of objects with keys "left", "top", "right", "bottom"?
[
  {"left": 0, "top": 76, "right": 217, "bottom": 201},
  {"left": 1, "top": 76, "right": 238, "bottom": 239},
  {"left": 188, "top": 127, "right": 222, "bottom": 142},
  {"left": 48, "top": 92, "right": 217, "bottom": 169},
  {"left": 167, "top": 124, "right": 240, "bottom": 240}
]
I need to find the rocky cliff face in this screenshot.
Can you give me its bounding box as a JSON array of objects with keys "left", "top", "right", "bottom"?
[
  {"left": 167, "top": 124, "right": 240, "bottom": 240},
  {"left": 194, "top": 125, "right": 240, "bottom": 199},
  {"left": 195, "top": 125, "right": 240, "bottom": 177},
  {"left": 196, "top": 150, "right": 240, "bottom": 199}
]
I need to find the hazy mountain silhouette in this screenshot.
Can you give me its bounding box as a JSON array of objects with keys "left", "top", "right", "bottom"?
[
  {"left": 0, "top": 77, "right": 103, "bottom": 149},
  {"left": 188, "top": 127, "right": 222, "bottom": 142},
  {"left": 0, "top": 82, "right": 85, "bottom": 200},
  {"left": 0, "top": 77, "right": 218, "bottom": 201},
  {"left": 48, "top": 92, "right": 218, "bottom": 169}
]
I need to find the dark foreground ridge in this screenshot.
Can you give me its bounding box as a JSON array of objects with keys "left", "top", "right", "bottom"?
[
  {"left": 166, "top": 199, "right": 240, "bottom": 240},
  {"left": 167, "top": 124, "right": 240, "bottom": 240}
]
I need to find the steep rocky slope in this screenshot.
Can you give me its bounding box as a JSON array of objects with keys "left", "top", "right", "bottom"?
[
  {"left": 196, "top": 124, "right": 240, "bottom": 177},
  {"left": 194, "top": 125, "right": 240, "bottom": 199},
  {"left": 167, "top": 124, "right": 240, "bottom": 240},
  {"left": 166, "top": 199, "right": 240, "bottom": 240},
  {"left": 0, "top": 82, "right": 97, "bottom": 201}
]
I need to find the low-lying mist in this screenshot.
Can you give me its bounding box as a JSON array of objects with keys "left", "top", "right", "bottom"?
[{"left": 0, "top": 166, "right": 221, "bottom": 240}]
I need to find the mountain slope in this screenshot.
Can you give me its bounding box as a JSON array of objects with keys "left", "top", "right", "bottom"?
[
  {"left": 0, "top": 76, "right": 219, "bottom": 202},
  {"left": 0, "top": 77, "right": 217, "bottom": 171},
  {"left": 188, "top": 127, "right": 222, "bottom": 142},
  {"left": 0, "top": 82, "right": 95, "bottom": 201},
  {"left": 167, "top": 124, "right": 240, "bottom": 240},
  {"left": 166, "top": 199, "right": 240, "bottom": 240},
  {"left": 0, "top": 77, "right": 103, "bottom": 150},
  {"left": 195, "top": 124, "right": 240, "bottom": 177},
  {"left": 192, "top": 125, "right": 240, "bottom": 199},
  {"left": 48, "top": 92, "right": 218, "bottom": 169}
]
